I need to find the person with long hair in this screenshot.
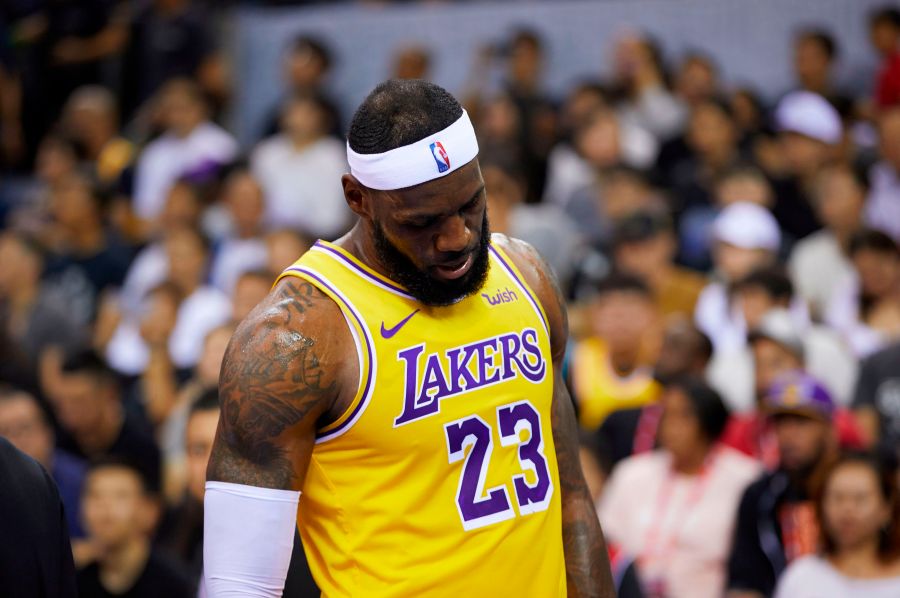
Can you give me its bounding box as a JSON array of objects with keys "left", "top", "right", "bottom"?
[{"left": 775, "top": 453, "right": 900, "bottom": 597}]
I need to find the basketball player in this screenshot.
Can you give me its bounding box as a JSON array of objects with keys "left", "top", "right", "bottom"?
[{"left": 204, "top": 80, "right": 614, "bottom": 597}]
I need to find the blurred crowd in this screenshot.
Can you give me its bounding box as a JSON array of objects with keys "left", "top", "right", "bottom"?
[{"left": 1, "top": 1, "right": 900, "bottom": 597}]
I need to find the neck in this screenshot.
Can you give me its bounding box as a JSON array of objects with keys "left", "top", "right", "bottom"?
[
  {"left": 608, "top": 347, "right": 639, "bottom": 376},
  {"left": 289, "top": 134, "right": 317, "bottom": 152},
  {"left": 831, "top": 538, "right": 883, "bottom": 576},
  {"left": 672, "top": 444, "right": 709, "bottom": 475},
  {"left": 99, "top": 538, "right": 150, "bottom": 593}
]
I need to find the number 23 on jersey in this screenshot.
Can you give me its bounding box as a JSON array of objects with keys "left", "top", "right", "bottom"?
[{"left": 444, "top": 400, "right": 554, "bottom": 531}]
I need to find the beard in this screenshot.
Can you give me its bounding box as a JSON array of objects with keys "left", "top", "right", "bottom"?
[{"left": 373, "top": 211, "right": 491, "bottom": 307}]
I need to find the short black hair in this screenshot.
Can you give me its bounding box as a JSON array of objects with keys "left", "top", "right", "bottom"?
[
  {"left": 85, "top": 456, "right": 152, "bottom": 495},
  {"left": 735, "top": 266, "right": 794, "bottom": 303},
  {"left": 510, "top": 27, "right": 544, "bottom": 53},
  {"left": 797, "top": 28, "right": 838, "bottom": 61},
  {"left": 849, "top": 229, "right": 899, "bottom": 257},
  {"left": 289, "top": 35, "right": 332, "bottom": 70},
  {"left": 871, "top": 7, "right": 900, "bottom": 29},
  {"left": 61, "top": 350, "right": 117, "bottom": 387},
  {"left": 593, "top": 272, "right": 653, "bottom": 300},
  {"left": 665, "top": 375, "right": 730, "bottom": 443},
  {"left": 190, "top": 388, "right": 220, "bottom": 417},
  {"left": 695, "top": 95, "right": 735, "bottom": 120},
  {"left": 347, "top": 79, "right": 463, "bottom": 156}
]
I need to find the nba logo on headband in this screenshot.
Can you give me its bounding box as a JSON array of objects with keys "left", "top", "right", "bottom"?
[{"left": 429, "top": 141, "right": 450, "bottom": 173}]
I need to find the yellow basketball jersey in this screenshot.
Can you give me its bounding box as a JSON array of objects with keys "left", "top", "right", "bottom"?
[
  {"left": 276, "top": 237, "right": 566, "bottom": 597},
  {"left": 571, "top": 337, "right": 661, "bottom": 430}
]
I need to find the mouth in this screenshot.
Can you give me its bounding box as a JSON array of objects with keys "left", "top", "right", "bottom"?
[{"left": 432, "top": 253, "right": 475, "bottom": 281}]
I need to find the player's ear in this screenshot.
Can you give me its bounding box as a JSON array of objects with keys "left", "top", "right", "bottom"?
[{"left": 342, "top": 173, "right": 372, "bottom": 218}]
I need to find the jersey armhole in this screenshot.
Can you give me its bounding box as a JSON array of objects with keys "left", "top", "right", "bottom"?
[{"left": 275, "top": 267, "right": 375, "bottom": 443}]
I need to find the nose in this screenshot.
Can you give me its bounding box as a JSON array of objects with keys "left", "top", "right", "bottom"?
[{"left": 435, "top": 214, "right": 471, "bottom": 254}]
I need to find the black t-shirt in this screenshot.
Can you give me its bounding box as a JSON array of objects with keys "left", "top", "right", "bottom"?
[
  {"left": 0, "top": 437, "right": 77, "bottom": 598},
  {"left": 77, "top": 550, "right": 193, "bottom": 598},
  {"left": 853, "top": 342, "right": 900, "bottom": 452}
]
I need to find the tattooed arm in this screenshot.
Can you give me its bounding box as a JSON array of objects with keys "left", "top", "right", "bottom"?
[
  {"left": 498, "top": 235, "right": 615, "bottom": 598},
  {"left": 207, "top": 277, "right": 355, "bottom": 490}
]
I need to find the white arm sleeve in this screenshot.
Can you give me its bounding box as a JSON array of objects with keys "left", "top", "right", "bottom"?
[{"left": 203, "top": 481, "right": 301, "bottom": 597}]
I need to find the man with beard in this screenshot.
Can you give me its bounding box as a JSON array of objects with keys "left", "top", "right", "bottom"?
[
  {"left": 726, "top": 372, "right": 839, "bottom": 598},
  {"left": 203, "top": 80, "right": 614, "bottom": 597}
]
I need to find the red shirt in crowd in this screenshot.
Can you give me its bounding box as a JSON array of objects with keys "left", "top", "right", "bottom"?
[{"left": 876, "top": 51, "right": 900, "bottom": 108}]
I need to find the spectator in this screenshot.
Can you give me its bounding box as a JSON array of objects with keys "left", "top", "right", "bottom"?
[
  {"left": 774, "top": 453, "right": 900, "bottom": 597},
  {"left": 0, "top": 387, "right": 87, "bottom": 539},
  {"left": 600, "top": 377, "right": 759, "bottom": 598},
  {"left": 865, "top": 107, "right": 900, "bottom": 242},
  {"left": 392, "top": 45, "right": 431, "bottom": 81},
  {"left": 612, "top": 210, "right": 706, "bottom": 318},
  {"left": 0, "top": 436, "right": 77, "bottom": 598},
  {"left": 789, "top": 163, "right": 865, "bottom": 319},
  {"left": 694, "top": 201, "right": 782, "bottom": 353},
  {"left": 77, "top": 459, "right": 192, "bottom": 597},
  {"left": 708, "top": 269, "right": 858, "bottom": 413},
  {"left": 611, "top": 33, "right": 687, "bottom": 141},
  {"left": 208, "top": 169, "right": 268, "bottom": 295},
  {"left": 61, "top": 86, "right": 133, "bottom": 185},
  {"left": 105, "top": 227, "right": 231, "bottom": 375},
  {"left": 869, "top": 7, "right": 900, "bottom": 109},
  {"left": 260, "top": 35, "right": 340, "bottom": 139},
  {"left": 825, "top": 230, "right": 900, "bottom": 358},
  {"left": 726, "top": 371, "right": 840, "bottom": 597},
  {"left": 114, "top": 179, "right": 203, "bottom": 317},
  {"left": 42, "top": 171, "right": 131, "bottom": 326},
  {"left": 769, "top": 91, "right": 842, "bottom": 242},
  {"left": 716, "top": 306, "right": 863, "bottom": 468},
  {"left": 852, "top": 341, "right": 900, "bottom": 453},
  {"left": 598, "top": 316, "right": 713, "bottom": 467},
  {"left": 52, "top": 351, "right": 161, "bottom": 493},
  {"left": 231, "top": 269, "right": 274, "bottom": 323},
  {"left": 792, "top": 29, "right": 849, "bottom": 110},
  {"left": 673, "top": 53, "right": 720, "bottom": 111},
  {"left": 265, "top": 228, "right": 313, "bottom": 274},
  {"left": 568, "top": 273, "right": 661, "bottom": 430},
  {"left": 131, "top": 79, "right": 238, "bottom": 225},
  {"left": 0, "top": 231, "right": 85, "bottom": 370},
  {"left": 121, "top": 0, "right": 217, "bottom": 121},
  {"left": 678, "top": 164, "right": 774, "bottom": 271},
  {"left": 251, "top": 92, "right": 350, "bottom": 239}
]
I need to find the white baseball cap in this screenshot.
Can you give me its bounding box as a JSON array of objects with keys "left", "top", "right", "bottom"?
[
  {"left": 713, "top": 202, "right": 781, "bottom": 251},
  {"left": 775, "top": 91, "right": 842, "bottom": 145}
]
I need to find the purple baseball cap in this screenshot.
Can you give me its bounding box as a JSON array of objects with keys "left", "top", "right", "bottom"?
[{"left": 764, "top": 370, "right": 835, "bottom": 421}]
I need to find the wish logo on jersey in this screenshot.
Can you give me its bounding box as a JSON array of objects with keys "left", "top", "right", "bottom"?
[
  {"left": 429, "top": 141, "right": 450, "bottom": 173},
  {"left": 394, "top": 328, "right": 546, "bottom": 426}
]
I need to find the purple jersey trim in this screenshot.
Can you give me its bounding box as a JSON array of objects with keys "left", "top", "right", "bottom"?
[
  {"left": 487, "top": 245, "right": 550, "bottom": 335},
  {"left": 283, "top": 265, "right": 376, "bottom": 442},
  {"left": 313, "top": 241, "right": 415, "bottom": 300}
]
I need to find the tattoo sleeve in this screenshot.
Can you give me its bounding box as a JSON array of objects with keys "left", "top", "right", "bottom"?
[{"left": 206, "top": 280, "right": 340, "bottom": 490}]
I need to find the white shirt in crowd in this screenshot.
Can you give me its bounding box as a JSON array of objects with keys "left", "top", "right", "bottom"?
[
  {"left": 788, "top": 230, "right": 856, "bottom": 319},
  {"left": 133, "top": 122, "right": 239, "bottom": 221},
  {"left": 599, "top": 447, "right": 760, "bottom": 598},
  {"left": 118, "top": 242, "right": 169, "bottom": 316},
  {"left": 251, "top": 135, "right": 351, "bottom": 239},
  {"left": 865, "top": 161, "right": 900, "bottom": 244},
  {"left": 775, "top": 555, "right": 900, "bottom": 598},
  {"left": 105, "top": 286, "right": 231, "bottom": 375}
]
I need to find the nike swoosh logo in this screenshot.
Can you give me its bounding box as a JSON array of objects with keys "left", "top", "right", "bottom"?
[{"left": 380, "top": 309, "right": 420, "bottom": 339}]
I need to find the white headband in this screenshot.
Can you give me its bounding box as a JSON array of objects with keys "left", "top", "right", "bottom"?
[{"left": 347, "top": 109, "right": 479, "bottom": 190}]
